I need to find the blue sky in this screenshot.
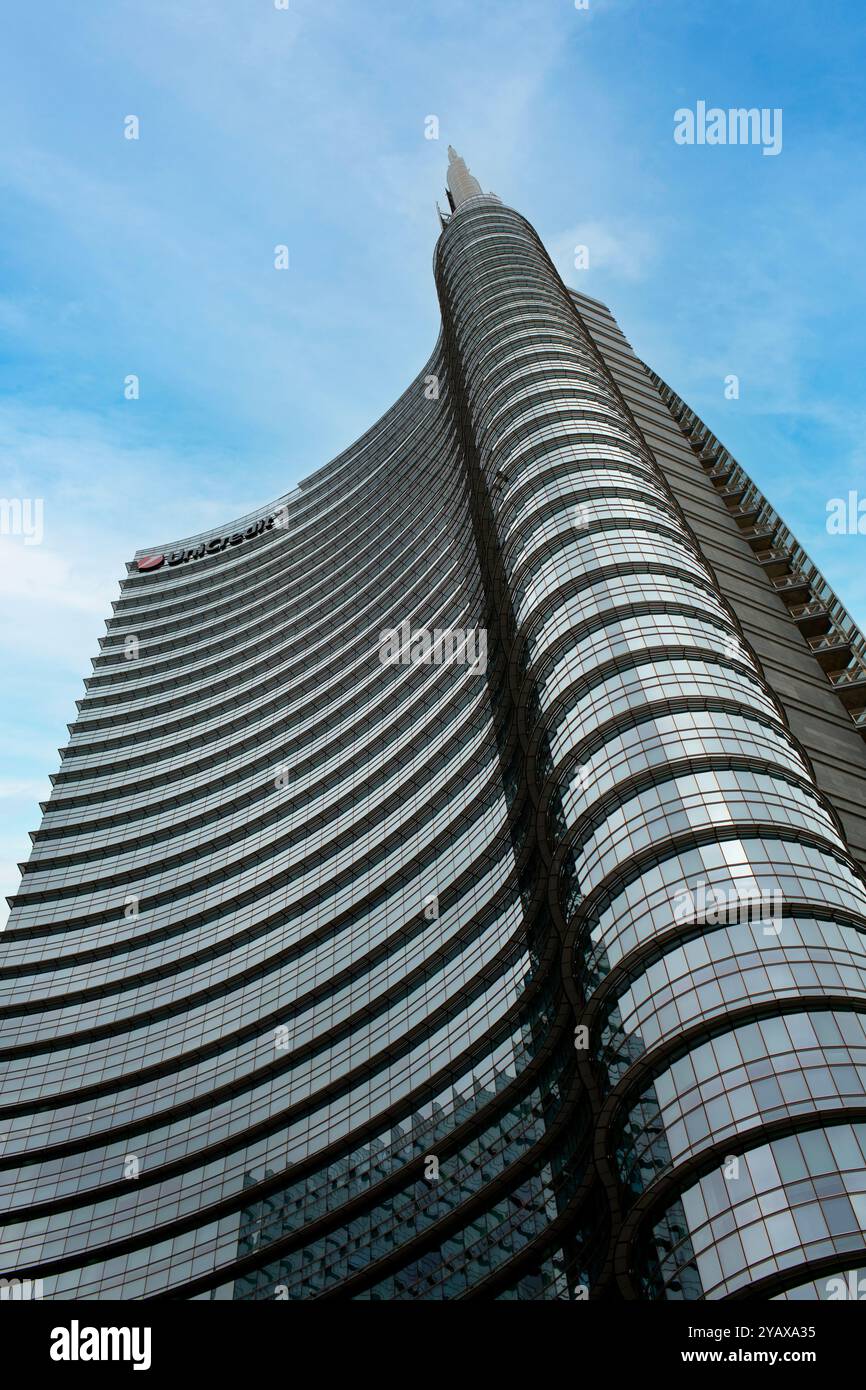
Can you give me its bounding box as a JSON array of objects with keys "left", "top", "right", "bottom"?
[{"left": 1, "top": 0, "right": 864, "bottom": 921}]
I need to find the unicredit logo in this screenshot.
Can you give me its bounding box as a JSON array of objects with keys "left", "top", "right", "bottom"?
[{"left": 134, "top": 510, "right": 286, "bottom": 573}]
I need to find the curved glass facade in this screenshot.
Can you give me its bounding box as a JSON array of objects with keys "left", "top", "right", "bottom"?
[{"left": 3, "top": 157, "right": 866, "bottom": 1300}]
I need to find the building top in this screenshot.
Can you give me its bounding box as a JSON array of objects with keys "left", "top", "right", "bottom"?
[{"left": 446, "top": 145, "right": 483, "bottom": 207}]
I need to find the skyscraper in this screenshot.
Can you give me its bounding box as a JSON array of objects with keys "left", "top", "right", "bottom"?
[{"left": 4, "top": 153, "right": 866, "bottom": 1301}]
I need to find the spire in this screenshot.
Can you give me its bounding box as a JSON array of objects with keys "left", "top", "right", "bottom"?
[{"left": 446, "top": 146, "right": 483, "bottom": 208}]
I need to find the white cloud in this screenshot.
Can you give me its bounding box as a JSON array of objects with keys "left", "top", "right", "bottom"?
[
  {"left": 0, "top": 779, "right": 50, "bottom": 801},
  {"left": 549, "top": 220, "right": 658, "bottom": 285},
  {"left": 0, "top": 541, "right": 107, "bottom": 613}
]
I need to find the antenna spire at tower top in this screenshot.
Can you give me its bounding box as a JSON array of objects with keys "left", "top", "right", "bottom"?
[{"left": 446, "top": 146, "right": 483, "bottom": 207}]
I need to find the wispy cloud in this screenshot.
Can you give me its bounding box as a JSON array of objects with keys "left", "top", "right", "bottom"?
[{"left": 549, "top": 220, "right": 659, "bottom": 283}]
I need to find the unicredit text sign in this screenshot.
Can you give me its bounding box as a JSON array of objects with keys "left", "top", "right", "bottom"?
[{"left": 135, "top": 511, "right": 284, "bottom": 573}]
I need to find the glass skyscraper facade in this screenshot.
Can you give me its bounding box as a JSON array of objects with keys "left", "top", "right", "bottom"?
[{"left": 4, "top": 151, "right": 866, "bottom": 1301}]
